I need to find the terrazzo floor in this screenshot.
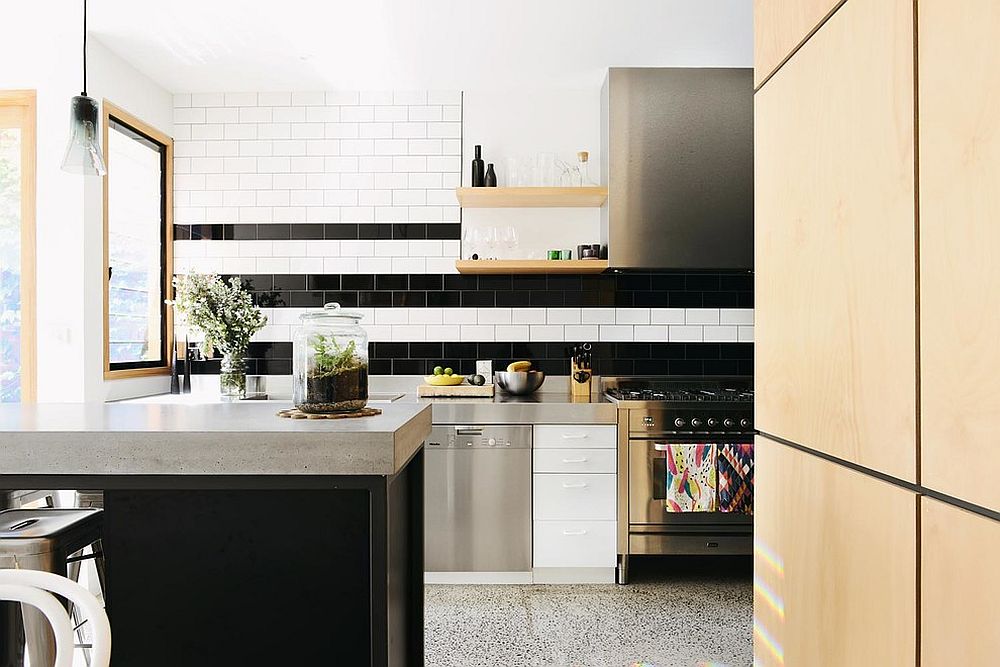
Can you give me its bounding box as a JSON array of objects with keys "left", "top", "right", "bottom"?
[{"left": 424, "top": 556, "right": 753, "bottom": 667}]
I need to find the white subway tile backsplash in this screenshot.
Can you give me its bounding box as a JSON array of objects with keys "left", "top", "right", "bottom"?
[
  {"left": 324, "top": 257, "right": 359, "bottom": 273},
  {"left": 477, "top": 308, "right": 512, "bottom": 325},
  {"left": 306, "top": 107, "right": 340, "bottom": 123},
  {"left": 408, "top": 106, "right": 442, "bottom": 122},
  {"left": 409, "top": 308, "right": 444, "bottom": 325},
  {"left": 375, "top": 309, "right": 409, "bottom": 325},
  {"left": 257, "top": 257, "right": 290, "bottom": 273},
  {"left": 174, "top": 93, "right": 192, "bottom": 108},
  {"left": 225, "top": 92, "right": 258, "bottom": 107},
  {"left": 512, "top": 308, "right": 546, "bottom": 325},
  {"left": 326, "top": 91, "right": 360, "bottom": 105},
  {"left": 392, "top": 257, "right": 426, "bottom": 273},
  {"left": 633, "top": 325, "right": 669, "bottom": 342},
  {"left": 291, "top": 91, "right": 326, "bottom": 106},
  {"left": 306, "top": 241, "right": 341, "bottom": 257},
  {"left": 374, "top": 106, "right": 408, "bottom": 122},
  {"left": 460, "top": 325, "right": 495, "bottom": 342},
  {"left": 359, "top": 123, "right": 394, "bottom": 139},
  {"left": 564, "top": 325, "right": 600, "bottom": 341},
  {"left": 599, "top": 325, "right": 634, "bottom": 342},
  {"left": 581, "top": 308, "right": 615, "bottom": 325},
  {"left": 206, "top": 141, "right": 240, "bottom": 157},
  {"left": 222, "top": 157, "right": 257, "bottom": 173},
  {"left": 530, "top": 325, "right": 565, "bottom": 342},
  {"left": 703, "top": 326, "right": 738, "bottom": 342},
  {"left": 720, "top": 308, "right": 754, "bottom": 325},
  {"left": 738, "top": 326, "right": 755, "bottom": 343},
  {"left": 426, "top": 325, "right": 460, "bottom": 340},
  {"left": 443, "top": 309, "right": 478, "bottom": 325},
  {"left": 442, "top": 105, "right": 462, "bottom": 121},
  {"left": 191, "top": 157, "right": 224, "bottom": 173},
  {"left": 258, "top": 92, "right": 292, "bottom": 107},
  {"left": 360, "top": 91, "right": 393, "bottom": 105},
  {"left": 668, "top": 325, "right": 703, "bottom": 342},
  {"left": 341, "top": 106, "right": 375, "bottom": 122},
  {"left": 174, "top": 107, "right": 205, "bottom": 124},
  {"left": 224, "top": 124, "right": 257, "bottom": 140},
  {"left": 392, "top": 325, "right": 427, "bottom": 342},
  {"left": 393, "top": 91, "right": 427, "bottom": 105},
  {"left": 290, "top": 123, "right": 325, "bottom": 139},
  {"left": 427, "top": 91, "right": 462, "bottom": 105},
  {"left": 426, "top": 122, "right": 461, "bottom": 138},
  {"left": 685, "top": 308, "right": 720, "bottom": 325},
  {"left": 206, "top": 107, "right": 239, "bottom": 124},
  {"left": 547, "top": 308, "right": 582, "bottom": 325},
  {"left": 271, "top": 107, "right": 306, "bottom": 122},
  {"left": 615, "top": 308, "right": 650, "bottom": 325},
  {"left": 194, "top": 124, "right": 227, "bottom": 141},
  {"left": 650, "top": 308, "right": 686, "bottom": 324},
  {"left": 239, "top": 107, "right": 272, "bottom": 123},
  {"left": 495, "top": 325, "right": 530, "bottom": 341}
]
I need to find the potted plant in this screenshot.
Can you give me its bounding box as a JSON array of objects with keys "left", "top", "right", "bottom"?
[
  {"left": 297, "top": 333, "right": 369, "bottom": 413},
  {"left": 170, "top": 273, "right": 267, "bottom": 400}
]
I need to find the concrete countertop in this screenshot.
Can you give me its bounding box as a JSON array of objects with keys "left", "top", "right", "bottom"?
[{"left": 0, "top": 401, "right": 431, "bottom": 476}]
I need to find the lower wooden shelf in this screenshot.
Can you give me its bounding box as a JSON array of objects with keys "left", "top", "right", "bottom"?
[{"left": 455, "top": 259, "right": 609, "bottom": 274}]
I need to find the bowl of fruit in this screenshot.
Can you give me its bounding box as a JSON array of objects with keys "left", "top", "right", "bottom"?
[
  {"left": 494, "top": 361, "right": 545, "bottom": 395},
  {"left": 424, "top": 366, "right": 466, "bottom": 386}
]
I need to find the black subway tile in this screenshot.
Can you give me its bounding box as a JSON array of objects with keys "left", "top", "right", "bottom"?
[
  {"left": 324, "top": 223, "right": 359, "bottom": 240},
  {"left": 256, "top": 224, "right": 291, "bottom": 240},
  {"left": 478, "top": 343, "right": 512, "bottom": 359},
  {"left": 341, "top": 274, "right": 375, "bottom": 291},
  {"left": 478, "top": 275, "right": 512, "bottom": 291},
  {"left": 512, "top": 275, "right": 546, "bottom": 291},
  {"left": 240, "top": 275, "right": 273, "bottom": 291},
  {"left": 290, "top": 224, "right": 325, "bottom": 240},
  {"left": 409, "top": 342, "right": 443, "bottom": 358},
  {"left": 393, "top": 223, "right": 426, "bottom": 239},
  {"left": 444, "top": 275, "right": 478, "bottom": 291},
  {"left": 495, "top": 291, "right": 530, "bottom": 306},
  {"left": 720, "top": 273, "right": 753, "bottom": 291},
  {"left": 702, "top": 292, "right": 739, "bottom": 308},
  {"left": 461, "top": 291, "right": 495, "bottom": 307},
  {"left": 307, "top": 275, "right": 341, "bottom": 291},
  {"left": 289, "top": 291, "right": 325, "bottom": 307},
  {"left": 257, "top": 359, "right": 292, "bottom": 375},
  {"left": 358, "top": 291, "right": 392, "bottom": 307},
  {"left": 358, "top": 223, "right": 392, "bottom": 240},
  {"left": 668, "top": 292, "right": 702, "bottom": 307},
  {"left": 547, "top": 275, "right": 581, "bottom": 291},
  {"left": 230, "top": 224, "right": 257, "bottom": 240},
  {"left": 173, "top": 225, "right": 190, "bottom": 240},
  {"left": 374, "top": 342, "right": 409, "bottom": 358},
  {"left": 427, "top": 291, "right": 460, "bottom": 307},
  {"left": 369, "top": 359, "right": 392, "bottom": 375},
  {"left": 425, "top": 223, "right": 461, "bottom": 240},
  {"left": 272, "top": 274, "right": 306, "bottom": 291},
  {"left": 444, "top": 343, "right": 478, "bottom": 358},
  {"left": 669, "top": 360, "right": 704, "bottom": 375},
  {"left": 409, "top": 274, "right": 443, "bottom": 291},
  {"left": 254, "top": 291, "right": 288, "bottom": 307},
  {"left": 529, "top": 291, "right": 564, "bottom": 307},
  {"left": 392, "top": 359, "right": 423, "bottom": 375},
  {"left": 324, "top": 291, "right": 358, "bottom": 307},
  {"left": 376, "top": 275, "right": 408, "bottom": 291},
  {"left": 685, "top": 274, "right": 721, "bottom": 291},
  {"left": 393, "top": 291, "right": 427, "bottom": 307}
]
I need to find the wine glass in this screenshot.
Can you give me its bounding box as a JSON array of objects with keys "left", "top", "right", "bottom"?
[{"left": 500, "top": 225, "right": 519, "bottom": 259}]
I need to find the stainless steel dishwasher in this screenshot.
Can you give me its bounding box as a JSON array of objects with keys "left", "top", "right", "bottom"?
[{"left": 424, "top": 425, "right": 532, "bottom": 574}]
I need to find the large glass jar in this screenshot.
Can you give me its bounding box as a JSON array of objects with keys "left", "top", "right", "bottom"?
[{"left": 293, "top": 303, "right": 369, "bottom": 413}]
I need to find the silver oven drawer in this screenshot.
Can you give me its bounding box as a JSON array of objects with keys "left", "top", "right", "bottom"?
[{"left": 628, "top": 532, "right": 752, "bottom": 556}]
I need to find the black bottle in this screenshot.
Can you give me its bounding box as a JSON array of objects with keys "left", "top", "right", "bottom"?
[
  {"left": 471, "top": 145, "right": 485, "bottom": 187},
  {"left": 484, "top": 163, "right": 497, "bottom": 187}
]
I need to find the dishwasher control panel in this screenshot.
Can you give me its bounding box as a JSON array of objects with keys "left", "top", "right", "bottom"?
[{"left": 427, "top": 425, "right": 532, "bottom": 450}]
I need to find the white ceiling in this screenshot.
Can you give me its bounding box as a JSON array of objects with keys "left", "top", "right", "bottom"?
[{"left": 90, "top": 0, "right": 752, "bottom": 93}]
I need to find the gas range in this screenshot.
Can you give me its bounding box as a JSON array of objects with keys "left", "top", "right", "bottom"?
[
  {"left": 603, "top": 376, "right": 754, "bottom": 435},
  {"left": 605, "top": 376, "right": 756, "bottom": 583}
]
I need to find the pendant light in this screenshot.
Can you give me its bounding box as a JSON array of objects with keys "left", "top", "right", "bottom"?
[{"left": 61, "top": 0, "right": 107, "bottom": 176}]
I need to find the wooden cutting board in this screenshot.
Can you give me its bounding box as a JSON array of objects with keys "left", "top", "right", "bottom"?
[{"left": 417, "top": 383, "right": 495, "bottom": 398}]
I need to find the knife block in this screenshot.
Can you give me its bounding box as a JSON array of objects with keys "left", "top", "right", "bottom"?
[{"left": 570, "top": 360, "right": 592, "bottom": 397}]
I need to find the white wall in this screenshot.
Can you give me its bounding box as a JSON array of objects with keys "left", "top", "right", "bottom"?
[
  {"left": 461, "top": 88, "right": 602, "bottom": 258},
  {"left": 0, "top": 17, "right": 174, "bottom": 402},
  {"left": 84, "top": 39, "right": 175, "bottom": 401}
]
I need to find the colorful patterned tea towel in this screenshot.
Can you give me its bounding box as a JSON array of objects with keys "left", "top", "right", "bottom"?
[
  {"left": 718, "top": 443, "right": 754, "bottom": 514},
  {"left": 665, "top": 444, "right": 717, "bottom": 512}
]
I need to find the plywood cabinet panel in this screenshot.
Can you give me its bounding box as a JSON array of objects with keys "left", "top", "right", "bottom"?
[
  {"left": 921, "top": 498, "right": 1000, "bottom": 665},
  {"left": 754, "top": 0, "right": 917, "bottom": 480},
  {"left": 754, "top": 437, "right": 916, "bottom": 666},
  {"left": 919, "top": 0, "right": 1000, "bottom": 512},
  {"left": 753, "top": 0, "right": 842, "bottom": 87}
]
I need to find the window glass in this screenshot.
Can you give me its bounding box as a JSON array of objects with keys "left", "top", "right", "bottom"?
[
  {"left": 107, "top": 118, "right": 166, "bottom": 369},
  {"left": 0, "top": 125, "right": 23, "bottom": 401}
]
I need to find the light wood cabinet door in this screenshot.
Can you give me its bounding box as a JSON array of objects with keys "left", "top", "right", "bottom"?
[
  {"left": 754, "top": 0, "right": 843, "bottom": 87},
  {"left": 921, "top": 498, "right": 1000, "bottom": 665},
  {"left": 919, "top": 0, "right": 1000, "bottom": 512},
  {"left": 755, "top": 0, "right": 917, "bottom": 481},
  {"left": 754, "top": 437, "right": 917, "bottom": 667}
]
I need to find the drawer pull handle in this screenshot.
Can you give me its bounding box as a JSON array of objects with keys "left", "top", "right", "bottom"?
[
  {"left": 561, "top": 457, "right": 589, "bottom": 463},
  {"left": 562, "top": 529, "right": 588, "bottom": 536},
  {"left": 561, "top": 433, "right": 589, "bottom": 439},
  {"left": 653, "top": 443, "right": 671, "bottom": 451},
  {"left": 561, "top": 482, "right": 588, "bottom": 489}
]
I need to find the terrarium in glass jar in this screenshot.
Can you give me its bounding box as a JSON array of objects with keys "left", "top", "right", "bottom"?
[{"left": 293, "top": 303, "right": 369, "bottom": 412}]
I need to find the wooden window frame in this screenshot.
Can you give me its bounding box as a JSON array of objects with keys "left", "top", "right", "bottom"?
[
  {"left": 0, "top": 90, "right": 37, "bottom": 401},
  {"left": 102, "top": 100, "right": 174, "bottom": 380}
]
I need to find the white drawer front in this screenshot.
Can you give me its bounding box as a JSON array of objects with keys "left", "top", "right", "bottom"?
[
  {"left": 534, "top": 425, "right": 617, "bottom": 449},
  {"left": 533, "top": 474, "right": 616, "bottom": 520},
  {"left": 533, "top": 448, "right": 616, "bottom": 474},
  {"left": 533, "top": 520, "right": 617, "bottom": 568}
]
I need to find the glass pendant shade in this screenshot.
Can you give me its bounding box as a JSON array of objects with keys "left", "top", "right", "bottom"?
[{"left": 61, "top": 94, "right": 106, "bottom": 176}]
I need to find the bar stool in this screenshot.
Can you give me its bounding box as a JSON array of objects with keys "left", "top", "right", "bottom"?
[{"left": 0, "top": 508, "right": 106, "bottom": 667}]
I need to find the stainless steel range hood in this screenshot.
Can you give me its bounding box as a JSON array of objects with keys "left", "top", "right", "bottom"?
[{"left": 600, "top": 68, "right": 753, "bottom": 270}]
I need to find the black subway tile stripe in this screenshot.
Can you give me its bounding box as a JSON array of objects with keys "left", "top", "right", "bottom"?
[
  {"left": 290, "top": 224, "right": 325, "bottom": 240},
  {"left": 376, "top": 275, "right": 408, "bottom": 291},
  {"left": 358, "top": 223, "right": 393, "bottom": 240},
  {"left": 175, "top": 222, "right": 462, "bottom": 241},
  {"left": 341, "top": 274, "right": 375, "bottom": 290},
  {"left": 324, "top": 223, "right": 360, "bottom": 240},
  {"left": 256, "top": 224, "right": 291, "bottom": 240},
  {"left": 187, "top": 342, "right": 753, "bottom": 378}
]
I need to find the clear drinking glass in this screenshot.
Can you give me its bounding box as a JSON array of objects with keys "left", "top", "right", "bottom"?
[
  {"left": 504, "top": 157, "right": 520, "bottom": 187},
  {"left": 536, "top": 152, "right": 556, "bottom": 186},
  {"left": 501, "top": 225, "right": 519, "bottom": 258}
]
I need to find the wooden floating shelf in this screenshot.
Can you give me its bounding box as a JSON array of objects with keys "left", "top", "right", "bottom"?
[
  {"left": 455, "top": 186, "right": 608, "bottom": 208},
  {"left": 455, "top": 259, "right": 609, "bottom": 275}
]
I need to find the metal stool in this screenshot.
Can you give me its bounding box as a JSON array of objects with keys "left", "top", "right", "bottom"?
[{"left": 0, "top": 508, "right": 106, "bottom": 667}]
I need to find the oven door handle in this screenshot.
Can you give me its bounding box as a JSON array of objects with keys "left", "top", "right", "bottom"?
[{"left": 653, "top": 443, "right": 672, "bottom": 452}]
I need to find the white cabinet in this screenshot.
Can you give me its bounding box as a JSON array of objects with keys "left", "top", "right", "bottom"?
[
  {"left": 532, "top": 424, "right": 617, "bottom": 578},
  {"left": 533, "top": 425, "right": 617, "bottom": 449},
  {"left": 533, "top": 520, "right": 617, "bottom": 568},
  {"left": 532, "top": 448, "right": 616, "bottom": 474}
]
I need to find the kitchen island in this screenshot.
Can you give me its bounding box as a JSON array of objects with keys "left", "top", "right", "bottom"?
[{"left": 0, "top": 401, "right": 431, "bottom": 666}]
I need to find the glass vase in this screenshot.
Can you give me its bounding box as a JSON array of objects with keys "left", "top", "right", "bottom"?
[{"left": 220, "top": 350, "right": 248, "bottom": 401}]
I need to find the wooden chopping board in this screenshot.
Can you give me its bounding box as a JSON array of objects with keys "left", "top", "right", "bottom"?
[{"left": 417, "top": 383, "right": 495, "bottom": 398}]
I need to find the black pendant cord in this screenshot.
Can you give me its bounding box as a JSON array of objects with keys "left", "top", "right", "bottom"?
[{"left": 82, "top": 0, "right": 88, "bottom": 95}]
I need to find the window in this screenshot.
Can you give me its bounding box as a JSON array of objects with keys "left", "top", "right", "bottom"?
[
  {"left": 103, "top": 101, "right": 173, "bottom": 377},
  {"left": 0, "top": 91, "right": 36, "bottom": 402}
]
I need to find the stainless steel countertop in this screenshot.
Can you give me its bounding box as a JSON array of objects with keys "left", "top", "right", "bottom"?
[{"left": 0, "top": 402, "right": 431, "bottom": 476}]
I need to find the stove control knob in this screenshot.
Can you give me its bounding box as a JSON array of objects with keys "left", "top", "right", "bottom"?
[
  {"left": 488, "top": 438, "right": 497, "bottom": 447},
  {"left": 674, "top": 418, "right": 686, "bottom": 429},
  {"left": 723, "top": 418, "right": 736, "bottom": 429},
  {"left": 707, "top": 417, "right": 719, "bottom": 429},
  {"left": 740, "top": 418, "right": 752, "bottom": 429},
  {"left": 691, "top": 417, "right": 704, "bottom": 429}
]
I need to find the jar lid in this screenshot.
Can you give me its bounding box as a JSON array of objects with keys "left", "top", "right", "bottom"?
[{"left": 299, "top": 302, "right": 364, "bottom": 322}]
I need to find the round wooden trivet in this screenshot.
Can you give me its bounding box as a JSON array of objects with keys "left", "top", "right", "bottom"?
[{"left": 277, "top": 407, "right": 383, "bottom": 420}]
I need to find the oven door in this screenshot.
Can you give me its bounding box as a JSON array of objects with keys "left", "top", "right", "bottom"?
[{"left": 628, "top": 436, "right": 752, "bottom": 525}]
